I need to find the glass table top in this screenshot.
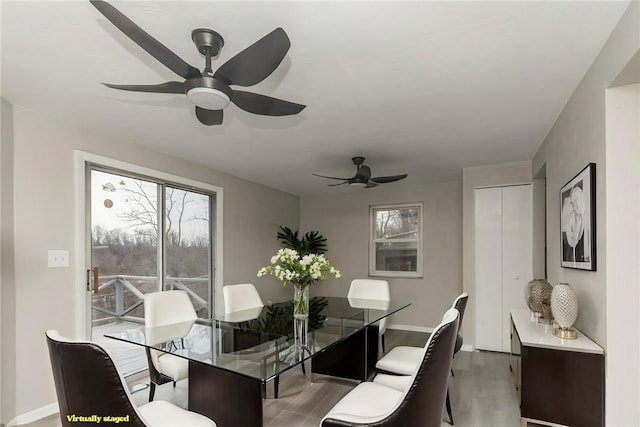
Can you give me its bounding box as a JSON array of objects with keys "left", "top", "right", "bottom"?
[{"left": 106, "top": 296, "right": 410, "bottom": 383}]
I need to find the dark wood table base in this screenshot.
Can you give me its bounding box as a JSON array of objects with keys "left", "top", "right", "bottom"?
[
  {"left": 188, "top": 324, "right": 380, "bottom": 427},
  {"left": 189, "top": 360, "right": 263, "bottom": 427}
]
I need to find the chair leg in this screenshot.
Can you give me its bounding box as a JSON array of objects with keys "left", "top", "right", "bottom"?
[
  {"left": 173, "top": 380, "right": 177, "bottom": 387},
  {"left": 148, "top": 382, "right": 156, "bottom": 402},
  {"left": 301, "top": 361, "right": 306, "bottom": 375},
  {"left": 451, "top": 367, "right": 455, "bottom": 377},
  {"left": 381, "top": 333, "right": 386, "bottom": 353},
  {"left": 445, "top": 389, "right": 454, "bottom": 425},
  {"left": 274, "top": 375, "right": 280, "bottom": 399}
]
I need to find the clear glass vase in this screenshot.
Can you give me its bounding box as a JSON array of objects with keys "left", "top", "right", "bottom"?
[{"left": 293, "top": 283, "right": 309, "bottom": 319}]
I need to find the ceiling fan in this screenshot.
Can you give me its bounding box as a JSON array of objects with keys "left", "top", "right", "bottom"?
[
  {"left": 313, "top": 157, "right": 408, "bottom": 188},
  {"left": 89, "top": 0, "right": 305, "bottom": 126}
]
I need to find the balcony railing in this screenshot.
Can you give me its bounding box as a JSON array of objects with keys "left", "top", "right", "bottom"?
[{"left": 92, "top": 275, "right": 210, "bottom": 326}]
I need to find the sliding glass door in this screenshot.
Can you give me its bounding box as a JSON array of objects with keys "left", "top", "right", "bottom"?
[{"left": 87, "top": 165, "right": 215, "bottom": 375}]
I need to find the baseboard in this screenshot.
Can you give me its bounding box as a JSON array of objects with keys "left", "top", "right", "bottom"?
[
  {"left": 461, "top": 344, "right": 474, "bottom": 352},
  {"left": 387, "top": 324, "right": 434, "bottom": 334},
  {"left": 7, "top": 402, "right": 58, "bottom": 426}
]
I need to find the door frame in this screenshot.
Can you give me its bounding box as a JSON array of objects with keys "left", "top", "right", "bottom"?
[{"left": 73, "top": 150, "right": 224, "bottom": 339}]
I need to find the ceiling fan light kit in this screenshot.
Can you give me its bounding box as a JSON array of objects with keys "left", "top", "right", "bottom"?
[
  {"left": 185, "top": 80, "right": 232, "bottom": 110},
  {"left": 313, "top": 157, "right": 408, "bottom": 189},
  {"left": 89, "top": 0, "right": 305, "bottom": 126}
]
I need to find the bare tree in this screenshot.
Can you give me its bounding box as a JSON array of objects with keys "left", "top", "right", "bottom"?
[{"left": 117, "top": 181, "right": 204, "bottom": 247}]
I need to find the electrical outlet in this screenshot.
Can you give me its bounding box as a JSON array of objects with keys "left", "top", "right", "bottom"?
[{"left": 48, "top": 250, "right": 69, "bottom": 268}]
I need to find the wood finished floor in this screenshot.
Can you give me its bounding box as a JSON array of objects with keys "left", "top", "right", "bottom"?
[{"left": 26, "top": 329, "right": 531, "bottom": 427}]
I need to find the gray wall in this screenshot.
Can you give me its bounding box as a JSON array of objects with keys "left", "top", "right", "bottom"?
[
  {"left": 1, "top": 99, "right": 17, "bottom": 425},
  {"left": 2, "top": 104, "right": 299, "bottom": 423},
  {"left": 301, "top": 180, "right": 462, "bottom": 330},
  {"left": 531, "top": 2, "right": 639, "bottom": 424},
  {"left": 532, "top": 1, "right": 639, "bottom": 347}
]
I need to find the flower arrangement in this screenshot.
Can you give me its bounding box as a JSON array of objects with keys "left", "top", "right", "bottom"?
[
  {"left": 257, "top": 248, "right": 340, "bottom": 317},
  {"left": 258, "top": 248, "right": 341, "bottom": 286}
]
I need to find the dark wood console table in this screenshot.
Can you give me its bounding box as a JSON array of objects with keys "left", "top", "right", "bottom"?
[{"left": 510, "top": 309, "right": 604, "bottom": 427}]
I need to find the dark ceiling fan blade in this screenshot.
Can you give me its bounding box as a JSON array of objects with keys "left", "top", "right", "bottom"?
[
  {"left": 370, "top": 174, "right": 408, "bottom": 184},
  {"left": 102, "top": 81, "right": 185, "bottom": 94},
  {"left": 232, "top": 91, "right": 306, "bottom": 116},
  {"left": 214, "top": 28, "right": 290, "bottom": 86},
  {"left": 312, "top": 173, "right": 351, "bottom": 181},
  {"left": 90, "top": 0, "right": 200, "bottom": 79},
  {"left": 328, "top": 181, "right": 348, "bottom": 187},
  {"left": 195, "top": 107, "right": 223, "bottom": 125}
]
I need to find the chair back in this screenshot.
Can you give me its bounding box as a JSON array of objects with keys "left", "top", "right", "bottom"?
[
  {"left": 451, "top": 292, "right": 469, "bottom": 335},
  {"left": 348, "top": 279, "right": 390, "bottom": 301},
  {"left": 348, "top": 279, "right": 390, "bottom": 333},
  {"left": 144, "top": 291, "right": 197, "bottom": 371},
  {"left": 223, "top": 283, "right": 264, "bottom": 313},
  {"left": 144, "top": 290, "right": 197, "bottom": 327},
  {"left": 394, "top": 308, "right": 459, "bottom": 426},
  {"left": 46, "top": 330, "right": 147, "bottom": 427}
]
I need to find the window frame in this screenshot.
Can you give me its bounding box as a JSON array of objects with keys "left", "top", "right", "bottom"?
[{"left": 369, "top": 202, "right": 423, "bottom": 278}]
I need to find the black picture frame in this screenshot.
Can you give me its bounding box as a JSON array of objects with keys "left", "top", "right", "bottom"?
[{"left": 560, "top": 163, "right": 596, "bottom": 271}]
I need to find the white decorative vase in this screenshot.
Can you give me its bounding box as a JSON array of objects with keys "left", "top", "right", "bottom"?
[{"left": 551, "top": 283, "right": 578, "bottom": 339}]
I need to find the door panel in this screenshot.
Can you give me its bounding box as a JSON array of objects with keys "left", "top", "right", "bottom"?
[
  {"left": 502, "top": 185, "right": 532, "bottom": 352},
  {"left": 474, "top": 187, "right": 504, "bottom": 352},
  {"left": 90, "top": 170, "right": 160, "bottom": 328},
  {"left": 165, "top": 186, "right": 212, "bottom": 319}
]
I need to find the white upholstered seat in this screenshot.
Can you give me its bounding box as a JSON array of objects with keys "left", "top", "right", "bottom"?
[
  {"left": 138, "top": 400, "right": 215, "bottom": 427},
  {"left": 322, "top": 382, "right": 404, "bottom": 424},
  {"left": 372, "top": 372, "right": 412, "bottom": 392},
  {"left": 374, "top": 345, "right": 422, "bottom": 375}
]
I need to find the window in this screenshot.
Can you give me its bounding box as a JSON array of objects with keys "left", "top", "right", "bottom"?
[{"left": 370, "top": 203, "right": 422, "bottom": 277}]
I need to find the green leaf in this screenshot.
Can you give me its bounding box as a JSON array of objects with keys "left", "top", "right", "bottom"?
[{"left": 277, "top": 225, "right": 327, "bottom": 255}]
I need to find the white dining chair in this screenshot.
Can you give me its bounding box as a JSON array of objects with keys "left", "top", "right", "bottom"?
[
  {"left": 348, "top": 279, "right": 390, "bottom": 352},
  {"left": 144, "top": 290, "right": 197, "bottom": 402},
  {"left": 222, "top": 283, "right": 264, "bottom": 313}
]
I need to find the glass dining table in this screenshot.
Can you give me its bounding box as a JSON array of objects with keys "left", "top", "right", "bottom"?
[{"left": 106, "top": 296, "right": 410, "bottom": 427}]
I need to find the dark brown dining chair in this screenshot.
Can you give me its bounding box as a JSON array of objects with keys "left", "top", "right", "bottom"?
[
  {"left": 375, "top": 292, "right": 469, "bottom": 425},
  {"left": 320, "top": 308, "right": 459, "bottom": 427},
  {"left": 45, "top": 330, "right": 216, "bottom": 427}
]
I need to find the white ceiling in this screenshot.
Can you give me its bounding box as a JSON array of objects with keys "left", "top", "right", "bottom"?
[{"left": 1, "top": 1, "right": 630, "bottom": 196}]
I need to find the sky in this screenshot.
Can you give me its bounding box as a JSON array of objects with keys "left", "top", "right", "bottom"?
[{"left": 90, "top": 169, "right": 211, "bottom": 243}]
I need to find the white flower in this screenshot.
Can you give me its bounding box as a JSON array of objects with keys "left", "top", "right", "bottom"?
[{"left": 257, "top": 250, "right": 340, "bottom": 287}]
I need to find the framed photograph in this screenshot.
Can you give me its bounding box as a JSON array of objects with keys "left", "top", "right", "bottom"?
[{"left": 560, "top": 163, "right": 596, "bottom": 270}]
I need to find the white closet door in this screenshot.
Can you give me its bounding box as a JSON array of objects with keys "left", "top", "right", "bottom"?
[
  {"left": 475, "top": 185, "right": 532, "bottom": 353},
  {"left": 474, "top": 187, "right": 504, "bottom": 352},
  {"left": 501, "top": 185, "right": 532, "bottom": 352}
]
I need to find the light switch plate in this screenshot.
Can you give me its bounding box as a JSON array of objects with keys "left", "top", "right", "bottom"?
[{"left": 48, "top": 250, "right": 69, "bottom": 268}]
